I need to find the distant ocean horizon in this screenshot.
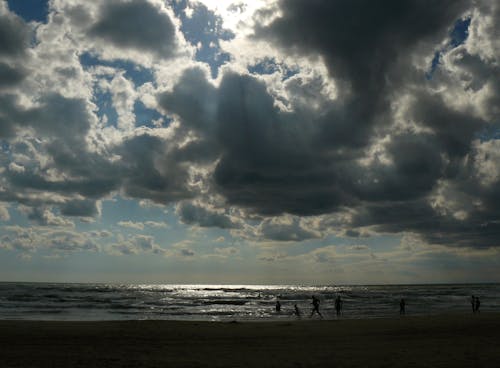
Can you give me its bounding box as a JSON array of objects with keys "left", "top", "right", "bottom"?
[{"left": 1, "top": 282, "right": 498, "bottom": 321}]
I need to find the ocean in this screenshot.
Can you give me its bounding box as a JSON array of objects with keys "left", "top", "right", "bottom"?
[{"left": 0, "top": 282, "right": 498, "bottom": 321}]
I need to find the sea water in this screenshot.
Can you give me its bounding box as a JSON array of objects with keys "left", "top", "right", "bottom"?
[{"left": 0, "top": 282, "right": 498, "bottom": 321}]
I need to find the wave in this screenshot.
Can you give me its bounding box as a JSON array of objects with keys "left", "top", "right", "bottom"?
[
  {"left": 201, "top": 300, "right": 249, "bottom": 306},
  {"left": 1, "top": 282, "right": 499, "bottom": 321}
]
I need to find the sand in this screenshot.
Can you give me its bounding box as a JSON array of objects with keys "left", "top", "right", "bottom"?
[{"left": 0, "top": 314, "right": 499, "bottom": 367}]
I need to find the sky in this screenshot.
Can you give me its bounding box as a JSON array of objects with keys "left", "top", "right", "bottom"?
[{"left": 0, "top": 0, "right": 499, "bottom": 285}]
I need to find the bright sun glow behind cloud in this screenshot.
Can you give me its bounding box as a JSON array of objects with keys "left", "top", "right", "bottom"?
[{"left": 195, "top": 0, "right": 276, "bottom": 33}]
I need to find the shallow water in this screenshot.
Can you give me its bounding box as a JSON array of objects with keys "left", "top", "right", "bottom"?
[{"left": 0, "top": 282, "right": 497, "bottom": 321}]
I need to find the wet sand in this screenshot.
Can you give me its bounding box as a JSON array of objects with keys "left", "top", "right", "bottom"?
[{"left": 1, "top": 314, "right": 499, "bottom": 367}]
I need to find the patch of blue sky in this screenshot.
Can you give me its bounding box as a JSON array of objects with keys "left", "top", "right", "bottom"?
[
  {"left": 101, "top": 198, "right": 169, "bottom": 225},
  {"left": 426, "top": 51, "right": 442, "bottom": 80},
  {"left": 475, "top": 126, "right": 500, "bottom": 142},
  {"left": 99, "top": 199, "right": 205, "bottom": 250},
  {"left": 248, "top": 58, "right": 300, "bottom": 81},
  {"left": 427, "top": 17, "right": 471, "bottom": 80},
  {"left": 450, "top": 17, "right": 471, "bottom": 48},
  {"left": 0, "top": 140, "right": 15, "bottom": 172},
  {"left": 79, "top": 52, "right": 154, "bottom": 87},
  {"left": 248, "top": 58, "right": 280, "bottom": 75},
  {"left": 93, "top": 89, "right": 118, "bottom": 128},
  {"left": 7, "top": 204, "right": 37, "bottom": 227},
  {"left": 171, "top": 0, "right": 234, "bottom": 78},
  {"left": 7, "top": 0, "right": 48, "bottom": 23},
  {"left": 134, "top": 100, "right": 165, "bottom": 128},
  {"left": 0, "top": 139, "right": 10, "bottom": 153}
]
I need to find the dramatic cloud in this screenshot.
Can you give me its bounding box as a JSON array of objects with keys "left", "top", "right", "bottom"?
[
  {"left": 0, "top": 3, "right": 30, "bottom": 57},
  {"left": 89, "top": 0, "right": 179, "bottom": 59},
  {"left": 1, "top": 0, "right": 500, "bottom": 279},
  {"left": 176, "top": 200, "right": 241, "bottom": 229}
]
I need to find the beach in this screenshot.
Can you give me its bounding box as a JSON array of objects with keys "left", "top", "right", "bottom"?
[{"left": 1, "top": 313, "right": 499, "bottom": 367}]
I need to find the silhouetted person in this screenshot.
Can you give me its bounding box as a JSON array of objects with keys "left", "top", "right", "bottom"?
[
  {"left": 399, "top": 298, "right": 406, "bottom": 315},
  {"left": 475, "top": 297, "right": 480, "bottom": 314},
  {"left": 471, "top": 295, "right": 476, "bottom": 313},
  {"left": 294, "top": 304, "right": 301, "bottom": 318},
  {"left": 275, "top": 300, "right": 281, "bottom": 312},
  {"left": 335, "top": 295, "right": 343, "bottom": 317},
  {"left": 310, "top": 296, "right": 322, "bottom": 318}
]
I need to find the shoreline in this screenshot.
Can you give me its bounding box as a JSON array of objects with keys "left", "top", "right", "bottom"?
[
  {"left": 0, "top": 309, "right": 485, "bottom": 323},
  {"left": 1, "top": 313, "right": 499, "bottom": 367}
]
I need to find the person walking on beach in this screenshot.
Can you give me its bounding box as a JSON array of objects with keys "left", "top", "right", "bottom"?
[
  {"left": 471, "top": 295, "right": 476, "bottom": 313},
  {"left": 335, "top": 295, "right": 343, "bottom": 317},
  {"left": 310, "top": 296, "right": 323, "bottom": 318},
  {"left": 399, "top": 298, "right": 406, "bottom": 315},
  {"left": 475, "top": 296, "right": 480, "bottom": 314},
  {"left": 294, "top": 304, "right": 301, "bottom": 318},
  {"left": 275, "top": 299, "right": 281, "bottom": 313}
]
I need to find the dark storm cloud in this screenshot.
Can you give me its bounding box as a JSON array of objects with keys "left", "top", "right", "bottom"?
[
  {"left": 409, "top": 92, "right": 487, "bottom": 158},
  {"left": 159, "top": 69, "right": 353, "bottom": 216},
  {"left": 176, "top": 201, "right": 240, "bottom": 229},
  {"left": 155, "top": 0, "right": 500, "bottom": 248},
  {"left": 0, "top": 92, "right": 119, "bottom": 217},
  {"left": 3, "top": 131, "right": 199, "bottom": 211},
  {"left": 257, "top": 217, "right": 322, "bottom": 242},
  {"left": 0, "top": 8, "right": 30, "bottom": 57},
  {"left": 0, "top": 93, "right": 93, "bottom": 141},
  {"left": 0, "top": 92, "right": 122, "bottom": 201},
  {"left": 255, "top": 0, "right": 470, "bottom": 90},
  {"left": 254, "top": 0, "right": 471, "bottom": 149},
  {"left": 0, "top": 62, "right": 26, "bottom": 87},
  {"left": 116, "top": 132, "right": 195, "bottom": 203},
  {"left": 60, "top": 199, "right": 99, "bottom": 217},
  {"left": 353, "top": 197, "right": 500, "bottom": 248},
  {"left": 0, "top": 7, "right": 32, "bottom": 135},
  {"left": 89, "top": 0, "right": 178, "bottom": 58},
  {"left": 0, "top": 7, "right": 30, "bottom": 94},
  {"left": 159, "top": 67, "right": 217, "bottom": 134},
  {"left": 159, "top": 68, "right": 448, "bottom": 216},
  {"left": 0, "top": 86, "right": 199, "bottom": 216},
  {"left": 351, "top": 133, "right": 445, "bottom": 202},
  {"left": 0, "top": 94, "right": 21, "bottom": 137}
]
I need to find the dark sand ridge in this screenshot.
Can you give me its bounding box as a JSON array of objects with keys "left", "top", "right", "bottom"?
[{"left": 1, "top": 313, "right": 499, "bottom": 367}]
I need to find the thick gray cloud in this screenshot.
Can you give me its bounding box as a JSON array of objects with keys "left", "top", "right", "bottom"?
[
  {"left": 159, "top": 69, "right": 350, "bottom": 216},
  {"left": 255, "top": 0, "right": 469, "bottom": 90},
  {"left": 254, "top": 0, "right": 471, "bottom": 146},
  {"left": 0, "top": 6, "right": 30, "bottom": 94},
  {"left": 1, "top": 0, "right": 499, "bottom": 252},
  {"left": 0, "top": 93, "right": 122, "bottom": 206},
  {"left": 176, "top": 200, "right": 240, "bottom": 229},
  {"left": 116, "top": 132, "right": 195, "bottom": 203},
  {"left": 60, "top": 199, "right": 99, "bottom": 217},
  {"left": 257, "top": 217, "right": 322, "bottom": 242},
  {"left": 155, "top": 0, "right": 500, "bottom": 248},
  {"left": 89, "top": 0, "right": 178, "bottom": 58},
  {"left": 0, "top": 7, "right": 30, "bottom": 57},
  {"left": 0, "top": 62, "right": 26, "bottom": 87},
  {"left": 0, "top": 93, "right": 92, "bottom": 140}
]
